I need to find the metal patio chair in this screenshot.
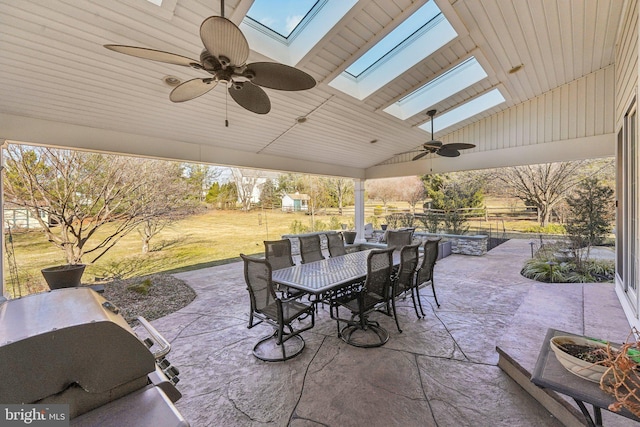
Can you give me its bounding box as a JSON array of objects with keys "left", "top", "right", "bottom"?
[
  {"left": 414, "top": 238, "right": 441, "bottom": 315},
  {"left": 241, "top": 254, "right": 315, "bottom": 362},
  {"left": 330, "top": 248, "right": 395, "bottom": 348},
  {"left": 389, "top": 242, "right": 421, "bottom": 324},
  {"left": 264, "top": 239, "right": 295, "bottom": 270},
  {"left": 326, "top": 232, "right": 347, "bottom": 257},
  {"left": 386, "top": 230, "right": 413, "bottom": 250},
  {"left": 299, "top": 234, "right": 325, "bottom": 264}
]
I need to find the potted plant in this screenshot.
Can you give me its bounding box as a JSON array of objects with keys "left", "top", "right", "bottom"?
[{"left": 41, "top": 263, "right": 86, "bottom": 289}]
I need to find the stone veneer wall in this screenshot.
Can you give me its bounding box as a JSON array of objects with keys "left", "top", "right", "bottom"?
[{"left": 414, "top": 232, "right": 488, "bottom": 256}]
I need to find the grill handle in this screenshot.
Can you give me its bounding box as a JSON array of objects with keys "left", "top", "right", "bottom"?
[{"left": 137, "top": 316, "right": 171, "bottom": 360}]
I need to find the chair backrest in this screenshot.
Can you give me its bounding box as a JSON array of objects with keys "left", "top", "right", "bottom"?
[
  {"left": 365, "top": 248, "right": 394, "bottom": 298},
  {"left": 395, "top": 243, "right": 421, "bottom": 292},
  {"left": 264, "top": 239, "right": 294, "bottom": 270},
  {"left": 241, "top": 254, "right": 277, "bottom": 314},
  {"left": 299, "top": 234, "right": 325, "bottom": 264},
  {"left": 364, "top": 223, "right": 374, "bottom": 238},
  {"left": 326, "top": 233, "right": 347, "bottom": 257},
  {"left": 386, "top": 230, "right": 413, "bottom": 250},
  {"left": 416, "top": 238, "right": 441, "bottom": 284}
]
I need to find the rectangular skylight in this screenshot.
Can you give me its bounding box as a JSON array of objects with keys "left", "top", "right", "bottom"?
[
  {"left": 418, "top": 88, "right": 506, "bottom": 134},
  {"left": 246, "top": 0, "right": 319, "bottom": 39},
  {"left": 383, "top": 57, "right": 488, "bottom": 120},
  {"left": 241, "top": 0, "right": 357, "bottom": 66},
  {"left": 329, "top": 2, "right": 457, "bottom": 100},
  {"left": 145, "top": 0, "right": 162, "bottom": 5},
  {"left": 345, "top": 2, "right": 441, "bottom": 77}
]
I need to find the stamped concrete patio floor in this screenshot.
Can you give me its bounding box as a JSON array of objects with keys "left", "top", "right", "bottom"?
[{"left": 150, "top": 239, "right": 632, "bottom": 427}]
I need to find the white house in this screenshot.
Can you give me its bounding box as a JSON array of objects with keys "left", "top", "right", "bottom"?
[{"left": 281, "top": 193, "right": 310, "bottom": 212}]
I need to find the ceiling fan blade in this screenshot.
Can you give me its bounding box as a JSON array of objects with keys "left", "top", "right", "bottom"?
[
  {"left": 442, "top": 143, "right": 475, "bottom": 150},
  {"left": 104, "top": 45, "right": 199, "bottom": 67},
  {"left": 246, "top": 62, "right": 316, "bottom": 91},
  {"left": 394, "top": 149, "right": 422, "bottom": 156},
  {"left": 412, "top": 152, "right": 429, "bottom": 161},
  {"left": 200, "top": 16, "right": 249, "bottom": 66},
  {"left": 229, "top": 82, "right": 271, "bottom": 114},
  {"left": 170, "top": 78, "right": 217, "bottom": 102},
  {"left": 437, "top": 148, "right": 460, "bottom": 157}
]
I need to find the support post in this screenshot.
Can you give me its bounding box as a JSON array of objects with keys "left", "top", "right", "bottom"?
[{"left": 354, "top": 179, "right": 365, "bottom": 242}]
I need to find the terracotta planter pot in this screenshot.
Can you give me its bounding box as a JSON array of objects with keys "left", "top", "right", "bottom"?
[{"left": 41, "top": 264, "right": 86, "bottom": 290}]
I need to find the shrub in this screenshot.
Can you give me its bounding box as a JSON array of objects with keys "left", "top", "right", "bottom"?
[
  {"left": 373, "top": 205, "right": 384, "bottom": 216},
  {"left": 328, "top": 216, "right": 343, "bottom": 230},
  {"left": 290, "top": 220, "right": 309, "bottom": 234},
  {"left": 521, "top": 259, "right": 570, "bottom": 283},
  {"left": 128, "top": 278, "right": 153, "bottom": 295},
  {"left": 522, "top": 224, "right": 566, "bottom": 234}
]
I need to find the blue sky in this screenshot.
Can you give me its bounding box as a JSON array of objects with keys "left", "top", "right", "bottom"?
[{"left": 246, "top": 0, "right": 318, "bottom": 37}]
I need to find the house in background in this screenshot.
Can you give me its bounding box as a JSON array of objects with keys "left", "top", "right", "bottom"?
[
  {"left": 3, "top": 203, "right": 49, "bottom": 231},
  {"left": 281, "top": 193, "right": 310, "bottom": 212}
]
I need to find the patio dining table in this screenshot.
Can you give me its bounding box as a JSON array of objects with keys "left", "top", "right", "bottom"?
[
  {"left": 271, "top": 249, "right": 400, "bottom": 296},
  {"left": 272, "top": 249, "right": 401, "bottom": 347}
]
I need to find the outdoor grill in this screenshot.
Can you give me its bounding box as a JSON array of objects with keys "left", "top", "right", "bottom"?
[{"left": 0, "top": 287, "right": 189, "bottom": 426}]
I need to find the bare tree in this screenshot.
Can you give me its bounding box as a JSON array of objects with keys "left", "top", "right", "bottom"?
[
  {"left": 136, "top": 160, "right": 197, "bottom": 253},
  {"left": 366, "top": 178, "right": 401, "bottom": 209},
  {"left": 326, "top": 178, "right": 354, "bottom": 215},
  {"left": 4, "top": 145, "right": 188, "bottom": 264},
  {"left": 497, "top": 162, "right": 586, "bottom": 226},
  {"left": 399, "top": 176, "right": 426, "bottom": 214},
  {"left": 231, "top": 168, "right": 263, "bottom": 211}
]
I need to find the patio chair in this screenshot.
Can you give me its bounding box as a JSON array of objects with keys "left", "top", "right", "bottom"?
[
  {"left": 264, "top": 239, "right": 295, "bottom": 270},
  {"left": 264, "top": 238, "right": 304, "bottom": 298},
  {"left": 414, "top": 238, "right": 441, "bottom": 315},
  {"left": 299, "top": 234, "right": 325, "bottom": 264},
  {"left": 241, "top": 254, "right": 315, "bottom": 362},
  {"left": 364, "top": 223, "right": 374, "bottom": 240},
  {"left": 386, "top": 230, "right": 413, "bottom": 250},
  {"left": 326, "top": 232, "right": 347, "bottom": 257},
  {"left": 389, "top": 243, "right": 421, "bottom": 324},
  {"left": 331, "top": 248, "right": 395, "bottom": 348}
]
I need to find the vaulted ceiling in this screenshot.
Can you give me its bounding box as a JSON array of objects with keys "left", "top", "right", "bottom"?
[{"left": 0, "top": 0, "right": 623, "bottom": 179}]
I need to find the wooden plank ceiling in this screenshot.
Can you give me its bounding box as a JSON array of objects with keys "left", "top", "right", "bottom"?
[{"left": 0, "top": 0, "right": 623, "bottom": 177}]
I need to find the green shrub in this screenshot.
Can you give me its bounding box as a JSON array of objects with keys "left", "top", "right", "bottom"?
[
  {"left": 128, "top": 278, "right": 153, "bottom": 295},
  {"left": 290, "top": 220, "right": 309, "bottom": 234},
  {"left": 373, "top": 205, "right": 384, "bottom": 216},
  {"left": 522, "top": 223, "right": 566, "bottom": 234},
  {"left": 521, "top": 259, "right": 570, "bottom": 283},
  {"left": 328, "top": 216, "right": 343, "bottom": 230}
]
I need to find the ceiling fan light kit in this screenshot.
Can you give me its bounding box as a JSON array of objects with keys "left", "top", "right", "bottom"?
[{"left": 104, "top": 10, "right": 315, "bottom": 115}]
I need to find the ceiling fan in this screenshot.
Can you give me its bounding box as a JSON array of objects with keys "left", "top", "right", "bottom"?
[
  {"left": 396, "top": 110, "right": 476, "bottom": 160},
  {"left": 103, "top": 1, "right": 316, "bottom": 115}
]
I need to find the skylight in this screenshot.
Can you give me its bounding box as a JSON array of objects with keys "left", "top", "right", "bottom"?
[
  {"left": 383, "top": 57, "right": 488, "bottom": 120},
  {"left": 246, "top": 0, "right": 318, "bottom": 39},
  {"left": 419, "top": 88, "right": 506, "bottom": 134},
  {"left": 329, "top": 1, "right": 458, "bottom": 100},
  {"left": 345, "top": 2, "right": 441, "bottom": 77},
  {"left": 240, "top": 0, "right": 358, "bottom": 66},
  {"left": 145, "top": 0, "right": 162, "bottom": 5}
]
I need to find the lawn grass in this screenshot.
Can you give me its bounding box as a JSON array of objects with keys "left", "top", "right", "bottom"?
[
  {"left": 6, "top": 209, "right": 347, "bottom": 297},
  {"left": 5, "top": 201, "right": 547, "bottom": 298}
]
